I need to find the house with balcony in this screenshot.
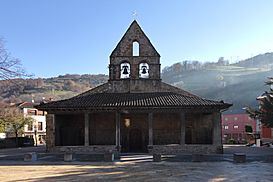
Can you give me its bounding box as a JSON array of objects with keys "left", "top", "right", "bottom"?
[{"left": 18, "top": 102, "right": 46, "bottom": 145}]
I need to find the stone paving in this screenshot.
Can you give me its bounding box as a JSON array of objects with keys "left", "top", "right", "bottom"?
[
  {"left": 0, "top": 145, "right": 273, "bottom": 181},
  {"left": 0, "top": 161, "right": 272, "bottom": 182}
]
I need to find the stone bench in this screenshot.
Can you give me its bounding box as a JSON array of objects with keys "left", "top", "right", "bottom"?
[
  {"left": 24, "top": 152, "right": 37, "bottom": 162},
  {"left": 104, "top": 152, "right": 114, "bottom": 162},
  {"left": 64, "top": 152, "right": 73, "bottom": 162},
  {"left": 64, "top": 152, "right": 114, "bottom": 162},
  {"left": 153, "top": 153, "right": 161, "bottom": 162},
  {"left": 233, "top": 153, "right": 246, "bottom": 163},
  {"left": 192, "top": 154, "right": 204, "bottom": 162}
]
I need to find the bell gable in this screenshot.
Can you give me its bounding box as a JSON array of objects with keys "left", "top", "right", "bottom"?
[
  {"left": 110, "top": 20, "right": 160, "bottom": 58},
  {"left": 109, "top": 21, "right": 161, "bottom": 81}
]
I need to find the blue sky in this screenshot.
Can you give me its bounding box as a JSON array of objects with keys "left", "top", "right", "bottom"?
[{"left": 1, "top": 0, "right": 273, "bottom": 78}]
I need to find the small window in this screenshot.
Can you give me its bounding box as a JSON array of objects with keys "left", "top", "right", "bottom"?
[
  {"left": 38, "top": 122, "right": 43, "bottom": 131},
  {"left": 37, "top": 110, "right": 44, "bottom": 116},
  {"left": 233, "top": 125, "right": 239, "bottom": 129},
  {"left": 133, "top": 41, "right": 139, "bottom": 56},
  {"left": 139, "top": 62, "right": 149, "bottom": 78},
  {"left": 120, "top": 62, "right": 130, "bottom": 79},
  {"left": 224, "top": 118, "right": 228, "bottom": 121},
  {"left": 27, "top": 109, "right": 36, "bottom": 116},
  {"left": 28, "top": 123, "right": 33, "bottom": 131},
  {"left": 224, "top": 125, "right": 229, "bottom": 130},
  {"left": 234, "top": 117, "right": 238, "bottom": 121}
]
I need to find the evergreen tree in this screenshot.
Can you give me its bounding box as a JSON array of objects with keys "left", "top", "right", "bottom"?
[{"left": 245, "top": 77, "right": 273, "bottom": 127}]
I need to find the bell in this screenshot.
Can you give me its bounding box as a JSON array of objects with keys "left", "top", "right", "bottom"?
[
  {"left": 141, "top": 66, "right": 147, "bottom": 74},
  {"left": 122, "top": 66, "right": 129, "bottom": 74}
]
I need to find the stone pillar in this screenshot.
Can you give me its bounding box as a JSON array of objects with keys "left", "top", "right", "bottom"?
[
  {"left": 213, "top": 112, "right": 222, "bottom": 145},
  {"left": 84, "top": 113, "right": 89, "bottom": 146},
  {"left": 180, "top": 112, "right": 186, "bottom": 145},
  {"left": 148, "top": 113, "right": 153, "bottom": 146},
  {"left": 115, "top": 112, "right": 121, "bottom": 151},
  {"left": 46, "top": 114, "right": 55, "bottom": 151}
]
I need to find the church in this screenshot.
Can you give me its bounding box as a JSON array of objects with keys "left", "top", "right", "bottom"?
[{"left": 37, "top": 21, "right": 231, "bottom": 154}]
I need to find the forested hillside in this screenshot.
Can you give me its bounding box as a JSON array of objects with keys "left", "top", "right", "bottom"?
[
  {"left": 0, "top": 74, "right": 108, "bottom": 103},
  {"left": 162, "top": 53, "right": 273, "bottom": 113}
]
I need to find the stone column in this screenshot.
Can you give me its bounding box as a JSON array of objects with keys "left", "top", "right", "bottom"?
[
  {"left": 180, "top": 112, "right": 186, "bottom": 145},
  {"left": 46, "top": 114, "right": 55, "bottom": 151},
  {"left": 213, "top": 112, "right": 222, "bottom": 145},
  {"left": 115, "top": 112, "right": 121, "bottom": 151},
  {"left": 84, "top": 113, "right": 89, "bottom": 146},
  {"left": 148, "top": 113, "right": 153, "bottom": 146}
]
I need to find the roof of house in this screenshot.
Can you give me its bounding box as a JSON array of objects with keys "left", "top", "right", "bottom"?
[
  {"left": 36, "top": 92, "right": 231, "bottom": 111},
  {"left": 17, "top": 102, "right": 38, "bottom": 108}
]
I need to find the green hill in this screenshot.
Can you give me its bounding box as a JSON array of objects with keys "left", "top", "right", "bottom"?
[
  {"left": 162, "top": 53, "right": 273, "bottom": 114},
  {"left": 0, "top": 74, "right": 108, "bottom": 103}
]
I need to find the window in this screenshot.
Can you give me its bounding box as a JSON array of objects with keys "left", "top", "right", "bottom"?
[
  {"left": 234, "top": 117, "right": 238, "bottom": 121},
  {"left": 224, "top": 118, "right": 228, "bottom": 121},
  {"left": 28, "top": 123, "right": 33, "bottom": 131},
  {"left": 37, "top": 110, "right": 44, "bottom": 116},
  {"left": 233, "top": 125, "right": 239, "bottom": 129},
  {"left": 133, "top": 41, "right": 139, "bottom": 56},
  {"left": 38, "top": 122, "right": 43, "bottom": 131},
  {"left": 27, "top": 109, "right": 37, "bottom": 116},
  {"left": 224, "top": 125, "right": 229, "bottom": 130},
  {"left": 139, "top": 62, "right": 149, "bottom": 78},
  {"left": 120, "top": 62, "right": 130, "bottom": 79}
]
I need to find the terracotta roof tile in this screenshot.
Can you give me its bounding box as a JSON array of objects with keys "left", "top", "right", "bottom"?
[{"left": 36, "top": 92, "right": 231, "bottom": 111}]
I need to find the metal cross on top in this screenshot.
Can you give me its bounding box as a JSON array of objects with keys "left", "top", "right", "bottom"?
[{"left": 132, "top": 11, "right": 138, "bottom": 20}]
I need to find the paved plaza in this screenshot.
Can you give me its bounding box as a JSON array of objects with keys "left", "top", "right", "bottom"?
[
  {"left": 0, "top": 145, "right": 272, "bottom": 181},
  {"left": 0, "top": 161, "right": 272, "bottom": 182}
]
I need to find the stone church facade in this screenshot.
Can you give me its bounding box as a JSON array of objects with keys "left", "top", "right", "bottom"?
[{"left": 37, "top": 21, "right": 231, "bottom": 154}]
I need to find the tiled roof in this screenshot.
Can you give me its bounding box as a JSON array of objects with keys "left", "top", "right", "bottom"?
[
  {"left": 17, "top": 102, "right": 38, "bottom": 108},
  {"left": 36, "top": 92, "right": 231, "bottom": 111}
]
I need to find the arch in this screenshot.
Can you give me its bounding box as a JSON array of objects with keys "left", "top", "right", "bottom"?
[
  {"left": 133, "top": 41, "right": 139, "bottom": 56},
  {"left": 120, "top": 62, "right": 130, "bottom": 79},
  {"left": 139, "top": 62, "right": 149, "bottom": 78}
]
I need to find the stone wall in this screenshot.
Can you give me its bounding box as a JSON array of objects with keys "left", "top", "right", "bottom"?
[
  {"left": 185, "top": 113, "right": 213, "bottom": 144},
  {"left": 110, "top": 21, "right": 159, "bottom": 58},
  {"left": 89, "top": 113, "right": 115, "bottom": 145},
  {"left": 55, "top": 114, "right": 84, "bottom": 146},
  {"left": 81, "top": 80, "right": 197, "bottom": 95},
  {"left": 46, "top": 114, "right": 55, "bottom": 151},
  {"left": 50, "top": 145, "right": 117, "bottom": 154},
  {"left": 153, "top": 113, "right": 180, "bottom": 145},
  {"left": 149, "top": 144, "right": 223, "bottom": 154},
  {"left": 109, "top": 21, "right": 160, "bottom": 81}
]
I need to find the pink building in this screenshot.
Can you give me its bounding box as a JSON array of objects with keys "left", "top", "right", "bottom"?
[{"left": 222, "top": 114, "right": 256, "bottom": 144}]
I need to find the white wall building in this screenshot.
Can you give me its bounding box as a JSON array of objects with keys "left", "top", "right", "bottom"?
[{"left": 18, "top": 102, "right": 46, "bottom": 145}]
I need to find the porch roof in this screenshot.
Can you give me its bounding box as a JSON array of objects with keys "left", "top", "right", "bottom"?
[{"left": 36, "top": 92, "right": 231, "bottom": 111}]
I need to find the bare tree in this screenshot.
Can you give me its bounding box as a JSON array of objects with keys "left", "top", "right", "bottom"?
[{"left": 0, "top": 39, "right": 31, "bottom": 80}]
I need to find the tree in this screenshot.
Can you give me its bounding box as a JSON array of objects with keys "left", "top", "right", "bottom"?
[
  {"left": 245, "top": 125, "right": 253, "bottom": 133},
  {"left": 0, "top": 103, "right": 34, "bottom": 146},
  {"left": 0, "top": 39, "right": 31, "bottom": 80},
  {"left": 245, "top": 77, "right": 273, "bottom": 127}
]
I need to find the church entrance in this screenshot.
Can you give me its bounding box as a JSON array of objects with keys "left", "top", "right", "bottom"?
[
  {"left": 129, "top": 129, "right": 143, "bottom": 152},
  {"left": 120, "top": 114, "right": 148, "bottom": 153}
]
